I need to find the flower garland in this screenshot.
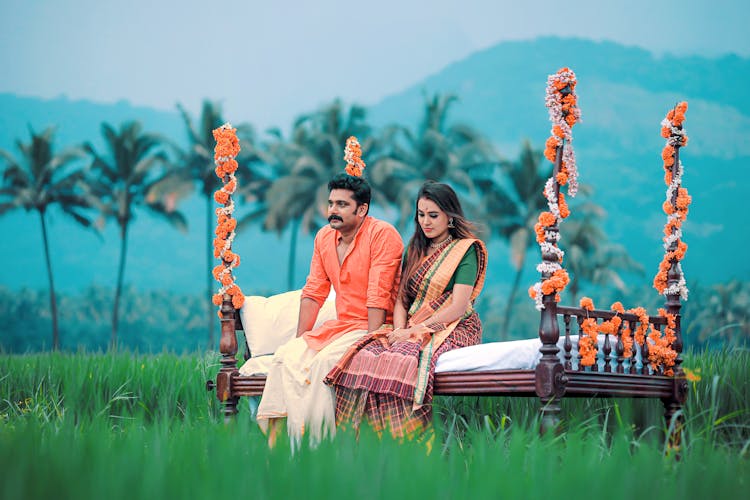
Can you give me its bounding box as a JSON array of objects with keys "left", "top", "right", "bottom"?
[
  {"left": 529, "top": 68, "right": 581, "bottom": 310},
  {"left": 569, "top": 105, "right": 687, "bottom": 374},
  {"left": 543, "top": 67, "right": 581, "bottom": 197},
  {"left": 653, "top": 102, "right": 690, "bottom": 301},
  {"left": 344, "top": 136, "right": 365, "bottom": 177},
  {"left": 648, "top": 308, "right": 678, "bottom": 376},
  {"left": 621, "top": 306, "right": 649, "bottom": 358},
  {"left": 211, "top": 123, "right": 244, "bottom": 315},
  {"left": 577, "top": 298, "right": 626, "bottom": 366},
  {"left": 575, "top": 297, "right": 678, "bottom": 374}
]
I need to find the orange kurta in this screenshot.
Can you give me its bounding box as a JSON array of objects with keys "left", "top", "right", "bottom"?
[{"left": 301, "top": 216, "right": 403, "bottom": 351}]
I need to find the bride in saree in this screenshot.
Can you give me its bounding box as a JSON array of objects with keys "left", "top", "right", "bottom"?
[{"left": 325, "top": 181, "right": 487, "bottom": 438}]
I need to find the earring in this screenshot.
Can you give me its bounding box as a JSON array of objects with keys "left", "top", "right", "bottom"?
[{"left": 448, "top": 218, "right": 455, "bottom": 228}]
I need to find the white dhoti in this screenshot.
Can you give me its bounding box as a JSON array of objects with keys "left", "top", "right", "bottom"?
[{"left": 254, "top": 329, "right": 367, "bottom": 448}]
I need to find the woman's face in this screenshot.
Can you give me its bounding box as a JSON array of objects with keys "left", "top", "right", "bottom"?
[{"left": 417, "top": 197, "right": 450, "bottom": 243}]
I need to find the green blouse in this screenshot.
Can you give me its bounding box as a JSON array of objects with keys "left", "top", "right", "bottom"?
[{"left": 404, "top": 243, "right": 478, "bottom": 292}]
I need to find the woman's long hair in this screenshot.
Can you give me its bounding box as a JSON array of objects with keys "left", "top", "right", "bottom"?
[{"left": 398, "top": 181, "right": 478, "bottom": 308}]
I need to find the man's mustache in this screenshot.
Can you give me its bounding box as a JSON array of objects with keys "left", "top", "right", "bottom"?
[{"left": 328, "top": 215, "right": 343, "bottom": 223}]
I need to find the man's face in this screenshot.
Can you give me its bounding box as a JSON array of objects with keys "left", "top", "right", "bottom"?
[{"left": 327, "top": 189, "right": 365, "bottom": 232}]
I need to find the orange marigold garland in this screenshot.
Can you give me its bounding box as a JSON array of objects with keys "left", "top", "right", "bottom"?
[
  {"left": 648, "top": 309, "right": 678, "bottom": 376},
  {"left": 574, "top": 297, "right": 677, "bottom": 374},
  {"left": 620, "top": 306, "right": 649, "bottom": 359},
  {"left": 529, "top": 68, "right": 581, "bottom": 310},
  {"left": 343, "top": 136, "right": 366, "bottom": 177},
  {"left": 578, "top": 298, "right": 598, "bottom": 366},
  {"left": 211, "top": 123, "right": 244, "bottom": 315},
  {"left": 654, "top": 102, "right": 690, "bottom": 300},
  {"left": 576, "top": 298, "right": 626, "bottom": 367},
  {"left": 543, "top": 67, "right": 581, "bottom": 197}
]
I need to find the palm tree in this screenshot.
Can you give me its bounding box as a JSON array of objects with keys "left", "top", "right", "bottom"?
[
  {"left": 369, "top": 93, "right": 498, "bottom": 228},
  {"left": 0, "top": 126, "right": 93, "bottom": 350},
  {"left": 85, "top": 121, "right": 187, "bottom": 350},
  {"left": 256, "top": 99, "right": 373, "bottom": 289},
  {"left": 691, "top": 280, "right": 750, "bottom": 345},
  {"left": 173, "top": 101, "right": 266, "bottom": 348},
  {"left": 474, "top": 141, "right": 550, "bottom": 339},
  {"left": 561, "top": 201, "right": 644, "bottom": 303}
]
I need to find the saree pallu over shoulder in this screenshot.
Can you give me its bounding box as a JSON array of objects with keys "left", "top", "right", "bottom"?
[{"left": 409, "top": 238, "right": 488, "bottom": 407}]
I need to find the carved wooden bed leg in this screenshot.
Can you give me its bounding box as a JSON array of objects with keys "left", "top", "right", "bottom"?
[
  {"left": 216, "top": 294, "right": 239, "bottom": 420},
  {"left": 663, "top": 261, "right": 687, "bottom": 454},
  {"left": 662, "top": 391, "right": 686, "bottom": 455},
  {"left": 536, "top": 290, "right": 566, "bottom": 435}
]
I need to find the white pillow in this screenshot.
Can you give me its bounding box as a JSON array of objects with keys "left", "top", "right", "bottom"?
[
  {"left": 240, "top": 289, "right": 337, "bottom": 357},
  {"left": 435, "top": 334, "right": 644, "bottom": 373}
]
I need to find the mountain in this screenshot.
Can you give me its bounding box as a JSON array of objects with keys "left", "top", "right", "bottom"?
[
  {"left": 369, "top": 37, "right": 750, "bottom": 287},
  {"left": 0, "top": 37, "right": 747, "bottom": 298}
]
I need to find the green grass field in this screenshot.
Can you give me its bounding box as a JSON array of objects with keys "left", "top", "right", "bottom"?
[{"left": 1, "top": 349, "right": 748, "bottom": 499}]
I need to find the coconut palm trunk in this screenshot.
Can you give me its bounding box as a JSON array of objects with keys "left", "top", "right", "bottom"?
[
  {"left": 287, "top": 218, "right": 300, "bottom": 291},
  {"left": 501, "top": 250, "right": 527, "bottom": 340},
  {"left": 112, "top": 222, "right": 129, "bottom": 350},
  {"left": 39, "top": 211, "right": 60, "bottom": 350},
  {"left": 206, "top": 193, "right": 215, "bottom": 348}
]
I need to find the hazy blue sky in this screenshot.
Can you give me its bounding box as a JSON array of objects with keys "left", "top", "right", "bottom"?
[{"left": 1, "top": 0, "right": 748, "bottom": 129}]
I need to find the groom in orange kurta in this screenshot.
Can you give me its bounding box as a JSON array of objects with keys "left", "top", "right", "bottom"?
[{"left": 256, "top": 172, "right": 403, "bottom": 447}]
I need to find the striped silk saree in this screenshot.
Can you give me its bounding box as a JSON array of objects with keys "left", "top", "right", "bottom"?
[{"left": 325, "top": 238, "right": 487, "bottom": 437}]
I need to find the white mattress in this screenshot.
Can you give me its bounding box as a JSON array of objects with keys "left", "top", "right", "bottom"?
[{"left": 239, "top": 334, "right": 638, "bottom": 376}]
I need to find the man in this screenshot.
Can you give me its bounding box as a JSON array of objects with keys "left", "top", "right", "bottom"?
[{"left": 255, "top": 146, "right": 403, "bottom": 448}]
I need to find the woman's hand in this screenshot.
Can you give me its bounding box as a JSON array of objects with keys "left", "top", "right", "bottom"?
[
  {"left": 387, "top": 327, "right": 413, "bottom": 344},
  {"left": 387, "top": 324, "right": 431, "bottom": 344}
]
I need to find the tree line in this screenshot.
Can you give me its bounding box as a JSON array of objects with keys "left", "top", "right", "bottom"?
[{"left": 0, "top": 95, "right": 642, "bottom": 351}]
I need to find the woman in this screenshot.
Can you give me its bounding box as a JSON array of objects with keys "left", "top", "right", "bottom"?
[{"left": 325, "top": 181, "right": 487, "bottom": 438}]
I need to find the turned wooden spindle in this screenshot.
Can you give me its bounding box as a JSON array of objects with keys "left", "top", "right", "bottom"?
[
  {"left": 627, "top": 319, "right": 636, "bottom": 374},
  {"left": 576, "top": 315, "right": 584, "bottom": 372},
  {"left": 602, "top": 332, "right": 612, "bottom": 373},
  {"left": 663, "top": 135, "right": 688, "bottom": 453},
  {"left": 216, "top": 294, "right": 239, "bottom": 419},
  {"left": 563, "top": 315, "right": 573, "bottom": 370},
  {"left": 640, "top": 327, "right": 650, "bottom": 375},
  {"left": 536, "top": 143, "right": 566, "bottom": 435},
  {"left": 213, "top": 168, "right": 241, "bottom": 420},
  {"left": 615, "top": 322, "right": 625, "bottom": 374},
  {"left": 665, "top": 144, "right": 685, "bottom": 372}
]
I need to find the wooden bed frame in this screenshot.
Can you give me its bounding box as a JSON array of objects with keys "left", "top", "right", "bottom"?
[{"left": 207, "top": 106, "right": 689, "bottom": 444}]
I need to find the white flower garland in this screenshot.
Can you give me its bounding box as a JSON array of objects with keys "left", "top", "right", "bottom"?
[
  {"left": 653, "top": 103, "right": 690, "bottom": 302},
  {"left": 529, "top": 68, "right": 581, "bottom": 310}
]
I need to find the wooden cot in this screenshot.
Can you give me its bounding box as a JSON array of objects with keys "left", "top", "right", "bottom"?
[{"left": 206, "top": 90, "right": 689, "bottom": 443}]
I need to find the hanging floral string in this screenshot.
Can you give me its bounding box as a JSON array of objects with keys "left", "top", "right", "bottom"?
[
  {"left": 577, "top": 296, "right": 679, "bottom": 372},
  {"left": 529, "top": 67, "right": 581, "bottom": 310},
  {"left": 543, "top": 67, "right": 581, "bottom": 197},
  {"left": 621, "top": 306, "right": 649, "bottom": 357},
  {"left": 572, "top": 104, "right": 687, "bottom": 374},
  {"left": 344, "top": 136, "right": 366, "bottom": 177},
  {"left": 648, "top": 308, "right": 678, "bottom": 375},
  {"left": 577, "top": 298, "right": 626, "bottom": 366},
  {"left": 654, "top": 102, "right": 690, "bottom": 300},
  {"left": 576, "top": 300, "right": 677, "bottom": 374},
  {"left": 211, "top": 123, "right": 244, "bottom": 315}
]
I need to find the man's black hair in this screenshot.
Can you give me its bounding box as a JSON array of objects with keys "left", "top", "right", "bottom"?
[{"left": 328, "top": 173, "right": 371, "bottom": 208}]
